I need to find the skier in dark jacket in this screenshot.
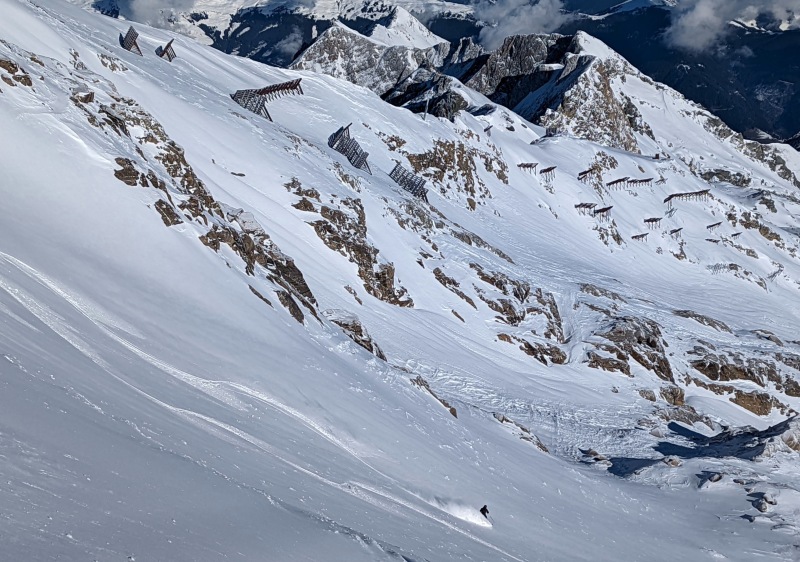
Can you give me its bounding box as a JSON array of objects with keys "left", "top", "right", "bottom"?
[{"left": 480, "top": 505, "right": 489, "bottom": 519}]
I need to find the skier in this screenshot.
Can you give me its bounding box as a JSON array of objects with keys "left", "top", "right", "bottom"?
[{"left": 480, "top": 505, "right": 489, "bottom": 519}]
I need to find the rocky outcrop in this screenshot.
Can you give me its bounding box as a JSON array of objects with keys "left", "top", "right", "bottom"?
[
  {"left": 411, "top": 375, "right": 457, "bottom": 418},
  {"left": 470, "top": 264, "right": 563, "bottom": 342},
  {"left": 673, "top": 310, "right": 731, "bottom": 333},
  {"left": 493, "top": 412, "right": 548, "bottom": 452},
  {"left": 324, "top": 310, "right": 386, "bottom": 360},
  {"left": 433, "top": 267, "right": 476, "bottom": 309},
  {"left": 312, "top": 199, "right": 414, "bottom": 307},
  {"left": 296, "top": 192, "right": 413, "bottom": 308},
  {"left": 0, "top": 56, "right": 33, "bottom": 87},
  {"left": 448, "top": 34, "right": 572, "bottom": 108},
  {"left": 498, "top": 333, "right": 567, "bottom": 366},
  {"left": 404, "top": 137, "right": 508, "bottom": 205},
  {"left": 384, "top": 68, "right": 469, "bottom": 121},
  {"left": 689, "top": 347, "right": 800, "bottom": 408},
  {"left": 588, "top": 316, "right": 673, "bottom": 381},
  {"left": 290, "top": 24, "right": 448, "bottom": 96},
  {"left": 65, "top": 64, "right": 317, "bottom": 323}
]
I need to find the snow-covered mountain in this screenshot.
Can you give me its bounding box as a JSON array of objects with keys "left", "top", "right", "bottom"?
[
  {"left": 3, "top": 0, "right": 800, "bottom": 560},
  {"left": 68, "top": 0, "right": 800, "bottom": 142}
]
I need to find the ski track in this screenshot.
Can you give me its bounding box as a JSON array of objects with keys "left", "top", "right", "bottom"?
[
  {"left": 4, "top": 3, "right": 800, "bottom": 559},
  {"left": 0, "top": 249, "right": 527, "bottom": 559},
  {"left": 403, "top": 358, "right": 649, "bottom": 459},
  {"left": 350, "top": 482, "right": 523, "bottom": 562}
]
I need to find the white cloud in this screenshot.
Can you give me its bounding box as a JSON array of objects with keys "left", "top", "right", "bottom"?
[
  {"left": 475, "top": 0, "right": 573, "bottom": 50},
  {"left": 274, "top": 26, "right": 305, "bottom": 59},
  {"left": 666, "top": 0, "right": 799, "bottom": 52}
]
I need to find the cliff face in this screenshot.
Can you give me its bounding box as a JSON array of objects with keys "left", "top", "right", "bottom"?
[
  {"left": 297, "top": 24, "right": 800, "bottom": 189},
  {"left": 293, "top": 26, "right": 649, "bottom": 151},
  {"left": 291, "top": 23, "right": 449, "bottom": 96}
]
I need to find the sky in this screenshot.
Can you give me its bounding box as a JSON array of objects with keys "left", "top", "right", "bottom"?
[{"left": 474, "top": 0, "right": 573, "bottom": 50}]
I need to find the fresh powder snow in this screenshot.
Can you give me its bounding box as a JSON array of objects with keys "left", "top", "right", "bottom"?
[{"left": 1, "top": 0, "right": 800, "bottom": 561}]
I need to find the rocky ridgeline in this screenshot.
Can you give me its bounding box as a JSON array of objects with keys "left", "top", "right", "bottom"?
[
  {"left": 293, "top": 26, "right": 800, "bottom": 190},
  {"left": 284, "top": 177, "right": 413, "bottom": 308}
]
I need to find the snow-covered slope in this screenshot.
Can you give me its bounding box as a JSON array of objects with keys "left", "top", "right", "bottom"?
[
  {"left": 3, "top": 0, "right": 800, "bottom": 560},
  {"left": 366, "top": 6, "right": 447, "bottom": 49}
]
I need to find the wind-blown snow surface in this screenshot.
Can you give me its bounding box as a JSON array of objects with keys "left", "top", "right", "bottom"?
[{"left": 1, "top": 0, "right": 800, "bottom": 560}]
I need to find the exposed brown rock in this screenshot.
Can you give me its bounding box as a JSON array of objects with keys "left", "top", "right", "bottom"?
[
  {"left": 277, "top": 290, "right": 304, "bottom": 323},
  {"left": 97, "top": 53, "right": 127, "bottom": 72},
  {"left": 326, "top": 312, "right": 386, "bottom": 361},
  {"left": 660, "top": 385, "right": 685, "bottom": 406},
  {"left": 248, "top": 286, "right": 273, "bottom": 308},
  {"left": 284, "top": 177, "right": 320, "bottom": 201},
  {"left": 433, "top": 268, "right": 476, "bottom": 308},
  {"left": 411, "top": 375, "right": 457, "bottom": 418},
  {"left": 731, "top": 390, "right": 778, "bottom": 417},
  {"left": 114, "top": 157, "right": 140, "bottom": 186},
  {"left": 587, "top": 351, "right": 631, "bottom": 376},
  {"left": 493, "top": 412, "right": 549, "bottom": 452},
  {"left": 580, "top": 283, "right": 626, "bottom": 303},
  {"left": 405, "top": 139, "right": 507, "bottom": 204},
  {"left": 519, "top": 339, "right": 567, "bottom": 366},
  {"left": 13, "top": 73, "right": 32, "bottom": 87},
  {"left": 293, "top": 197, "right": 316, "bottom": 212},
  {"left": 344, "top": 285, "right": 363, "bottom": 305},
  {"left": 312, "top": 199, "right": 412, "bottom": 307},
  {"left": 0, "top": 58, "right": 19, "bottom": 74},
  {"left": 673, "top": 310, "right": 731, "bottom": 333},
  {"left": 471, "top": 264, "right": 562, "bottom": 340},
  {"left": 200, "top": 224, "right": 317, "bottom": 314},
  {"left": 691, "top": 352, "right": 780, "bottom": 387},
  {"left": 154, "top": 199, "right": 183, "bottom": 226},
  {"left": 638, "top": 389, "right": 656, "bottom": 402},
  {"left": 590, "top": 316, "right": 673, "bottom": 381}
]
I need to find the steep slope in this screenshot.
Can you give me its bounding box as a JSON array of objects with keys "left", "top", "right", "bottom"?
[{"left": 2, "top": 0, "right": 800, "bottom": 560}]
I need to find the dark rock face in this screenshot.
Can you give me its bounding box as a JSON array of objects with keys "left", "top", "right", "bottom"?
[
  {"left": 91, "top": 0, "right": 119, "bottom": 18},
  {"left": 293, "top": 25, "right": 642, "bottom": 151},
  {"left": 384, "top": 69, "right": 469, "bottom": 121},
  {"left": 445, "top": 34, "right": 576, "bottom": 111},
  {"left": 292, "top": 24, "right": 448, "bottom": 96}
]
